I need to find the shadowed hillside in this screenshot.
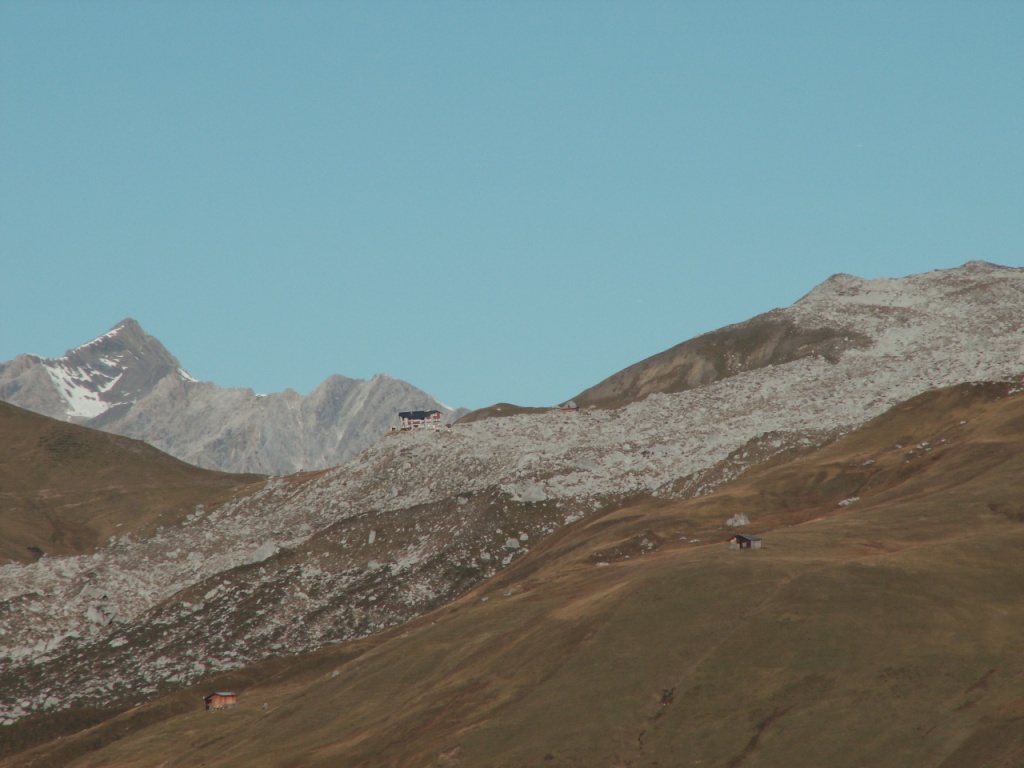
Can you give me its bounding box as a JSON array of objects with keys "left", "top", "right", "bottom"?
[
  {"left": 0, "top": 402, "right": 263, "bottom": 564},
  {"left": 9, "top": 378, "right": 1024, "bottom": 767}
]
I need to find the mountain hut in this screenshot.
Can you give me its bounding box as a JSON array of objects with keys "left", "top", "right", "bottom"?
[
  {"left": 728, "top": 534, "right": 762, "bottom": 550},
  {"left": 204, "top": 692, "right": 238, "bottom": 711},
  {"left": 399, "top": 410, "right": 443, "bottom": 430}
]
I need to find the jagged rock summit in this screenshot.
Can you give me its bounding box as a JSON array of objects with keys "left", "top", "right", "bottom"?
[
  {"left": 0, "top": 320, "right": 465, "bottom": 474},
  {"left": 0, "top": 318, "right": 181, "bottom": 423}
]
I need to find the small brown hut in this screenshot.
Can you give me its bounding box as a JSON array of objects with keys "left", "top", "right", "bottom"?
[
  {"left": 728, "top": 534, "right": 762, "bottom": 550},
  {"left": 204, "top": 692, "right": 238, "bottom": 711}
]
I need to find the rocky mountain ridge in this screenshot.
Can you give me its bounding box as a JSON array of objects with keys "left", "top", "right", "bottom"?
[
  {"left": 0, "top": 319, "right": 465, "bottom": 475},
  {"left": 571, "top": 259, "right": 1019, "bottom": 409},
  {"left": 1, "top": 260, "right": 1022, "bottom": 733}
]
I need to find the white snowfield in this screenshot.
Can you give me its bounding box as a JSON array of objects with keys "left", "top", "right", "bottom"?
[
  {"left": 1, "top": 261, "right": 1022, "bottom": 725},
  {"left": 43, "top": 359, "right": 125, "bottom": 420}
]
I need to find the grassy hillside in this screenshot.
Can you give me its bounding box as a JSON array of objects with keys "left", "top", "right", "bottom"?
[
  {"left": 571, "top": 315, "right": 871, "bottom": 410},
  {"left": 455, "top": 402, "right": 554, "bottom": 424},
  {"left": 6, "top": 380, "right": 1024, "bottom": 767},
  {"left": 0, "top": 402, "right": 263, "bottom": 563}
]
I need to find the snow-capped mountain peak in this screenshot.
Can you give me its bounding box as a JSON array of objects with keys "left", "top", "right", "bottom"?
[
  {"left": 0, "top": 320, "right": 467, "bottom": 474},
  {"left": 35, "top": 319, "right": 184, "bottom": 420}
]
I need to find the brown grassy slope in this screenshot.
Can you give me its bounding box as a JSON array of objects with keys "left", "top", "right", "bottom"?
[
  {"left": 0, "top": 402, "right": 263, "bottom": 564},
  {"left": 455, "top": 403, "right": 552, "bottom": 424},
  {"left": 8, "top": 380, "right": 1024, "bottom": 768},
  {"left": 571, "top": 313, "right": 871, "bottom": 410},
  {"left": 457, "top": 314, "right": 869, "bottom": 420}
]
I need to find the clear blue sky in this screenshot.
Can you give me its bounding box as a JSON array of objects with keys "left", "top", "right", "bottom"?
[{"left": 2, "top": 1, "right": 1022, "bottom": 409}]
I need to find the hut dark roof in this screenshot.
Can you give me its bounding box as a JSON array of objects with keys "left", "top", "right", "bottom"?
[{"left": 399, "top": 410, "right": 441, "bottom": 420}]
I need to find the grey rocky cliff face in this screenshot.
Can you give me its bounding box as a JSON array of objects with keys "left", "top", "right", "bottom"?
[
  {"left": 0, "top": 356, "right": 67, "bottom": 418},
  {"left": 0, "top": 320, "right": 465, "bottom": 475}
]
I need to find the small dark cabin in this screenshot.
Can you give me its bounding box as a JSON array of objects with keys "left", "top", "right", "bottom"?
[{"left": 728, "top": 534, "right": 762, "bottom": 550}]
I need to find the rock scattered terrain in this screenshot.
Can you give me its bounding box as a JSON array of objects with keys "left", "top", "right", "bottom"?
[{"left": 1, "top": 261, "right": 1021, "bottom": 729}]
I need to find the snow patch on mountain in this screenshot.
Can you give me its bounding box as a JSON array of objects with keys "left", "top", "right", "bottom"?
[
  {"left": 42, "top": 362, "right": 119, "bottom": 419},
  {"left": 0, "top": 319, "right": 467, "bottom": 474}
]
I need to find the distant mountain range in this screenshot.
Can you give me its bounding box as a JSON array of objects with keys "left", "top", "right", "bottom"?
[{"left": 0, "top": 319, "right": 466, "bottom": 474}]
